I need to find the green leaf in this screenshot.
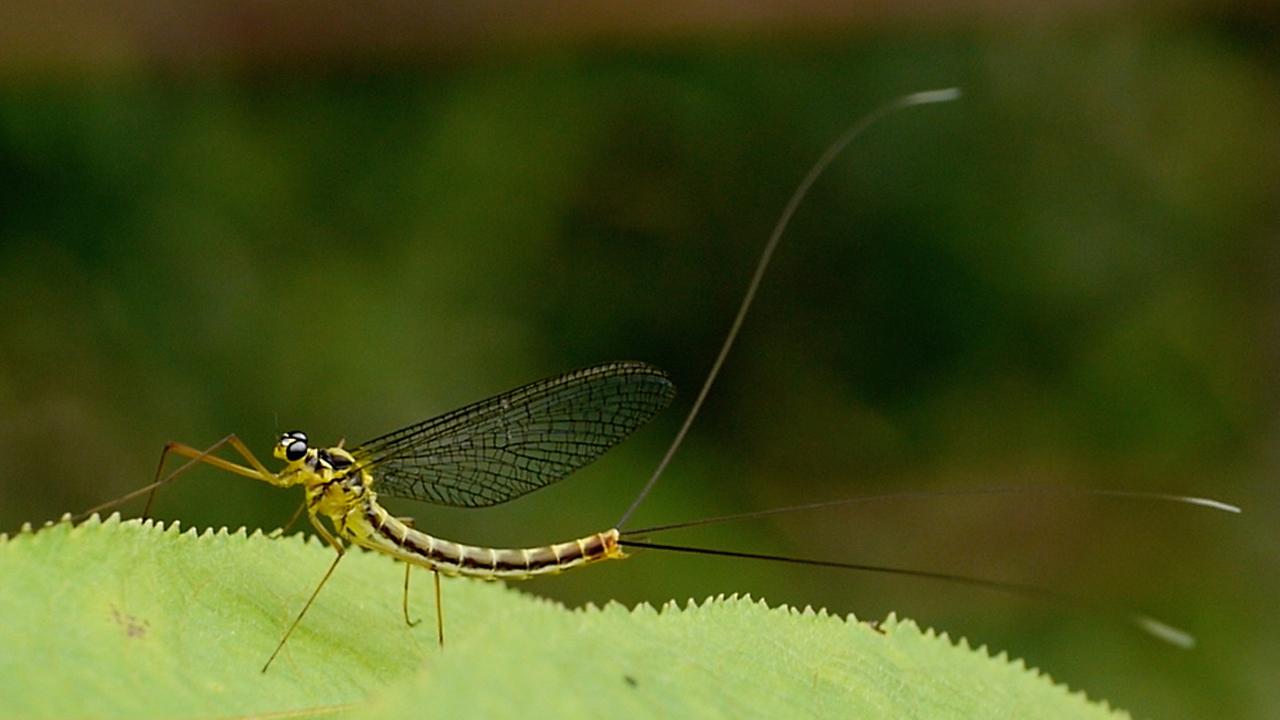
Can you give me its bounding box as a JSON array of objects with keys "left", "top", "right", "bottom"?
[{"left": 0, "top": 516, "right": 1125, "bottom": 719}]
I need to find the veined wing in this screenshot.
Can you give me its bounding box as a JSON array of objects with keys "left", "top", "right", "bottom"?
[{"left": 353, "top": 361, "right": 676, "bottom": 508}]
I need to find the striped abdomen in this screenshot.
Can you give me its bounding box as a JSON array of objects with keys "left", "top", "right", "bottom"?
[{"left": 351, "top": 501, "right": 624, "bottom": 580}]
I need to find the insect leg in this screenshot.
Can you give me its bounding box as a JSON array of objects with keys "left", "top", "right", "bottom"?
[
  {"left": 386, "top": 518, "right": 444, "bottom": 645},
  {"left": 140, "top": 435, "right": 277, "bottom": 518},
  {"left": 395, "top": 515, "right": 422, "bottom": 628},
  {"left": 262, "top": 516, "right": 346, "bottom": 674},
  {"left": 72, "top": 434, "right": 269, "bottom": 522},
  {"left": 433, "top": 569, "right": 444, "bottom": 648},
  {"left": 402, "top": 564, "right": 421, "bottom": 628}
]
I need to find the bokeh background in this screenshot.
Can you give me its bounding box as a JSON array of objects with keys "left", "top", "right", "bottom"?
[{"left": 1, "top": 4, "right": 1277, "bottom": 718}]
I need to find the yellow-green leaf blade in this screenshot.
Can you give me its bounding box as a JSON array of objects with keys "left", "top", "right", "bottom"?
[{"left": 0, "top": 517, "right": 1126, "bottom": 719}]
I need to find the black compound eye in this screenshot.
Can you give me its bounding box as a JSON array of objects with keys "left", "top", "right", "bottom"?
[
  {"left": 285, "top": 431, "right": 308, "bottom": 443},
  {"left": 285, "top": 440, "right": 308, "bottom": 462}
]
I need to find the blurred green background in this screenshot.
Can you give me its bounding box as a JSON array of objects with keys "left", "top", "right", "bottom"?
[{"left": 1, "top": 6, "right": 1278, "bottom": 719}]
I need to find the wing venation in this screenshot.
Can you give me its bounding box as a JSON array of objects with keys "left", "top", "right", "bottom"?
[{"left": 354, "top": 361, "right": 675, "bottom": 508}]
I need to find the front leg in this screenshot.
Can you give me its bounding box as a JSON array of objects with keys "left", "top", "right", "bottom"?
[{"left": 75, "top": 434, "right": 282, "bottom": 522}]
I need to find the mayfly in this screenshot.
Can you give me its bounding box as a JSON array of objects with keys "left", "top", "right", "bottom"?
[{"left": 77, "top": 88, "right": 1239, "bottom": 673}]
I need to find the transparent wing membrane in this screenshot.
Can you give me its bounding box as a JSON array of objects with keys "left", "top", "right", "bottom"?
[{"left": 355, "top": 361, "right": 676, "bottom": 507}]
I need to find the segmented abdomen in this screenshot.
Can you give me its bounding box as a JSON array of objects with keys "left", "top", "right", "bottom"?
[{"left": 354, "top": 502, "right": 624, "bottom": 579}]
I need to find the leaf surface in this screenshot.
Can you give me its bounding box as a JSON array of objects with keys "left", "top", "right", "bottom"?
[{"left": 0, "top": 517, "right": 1125, "bottom": 719}]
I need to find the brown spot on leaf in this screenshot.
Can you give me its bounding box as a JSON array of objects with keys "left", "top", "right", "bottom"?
[{"left": 110, "top": 605, "right": 150, "bottom": 639}]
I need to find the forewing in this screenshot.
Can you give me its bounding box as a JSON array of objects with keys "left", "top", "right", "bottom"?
[{"left": 354, "top": 361, "right": 676, "bottom": 507}]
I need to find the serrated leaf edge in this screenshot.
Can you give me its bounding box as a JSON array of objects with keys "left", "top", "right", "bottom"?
[{"left": 2, "top": 513, "right": 1125, "bottom": 715}]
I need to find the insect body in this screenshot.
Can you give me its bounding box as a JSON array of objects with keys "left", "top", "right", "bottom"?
[
  {"left": 269, "top": 361, "right": 672, "bottom": 581},
  {"left": 283, "top": 435, "right": 626, "bottom": 581},
  {"left": 279, "top": 435, "right": 626, "bottom": 580},
  {"left": 134, "top": 361, "right": 674, "bottom": 670}
]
